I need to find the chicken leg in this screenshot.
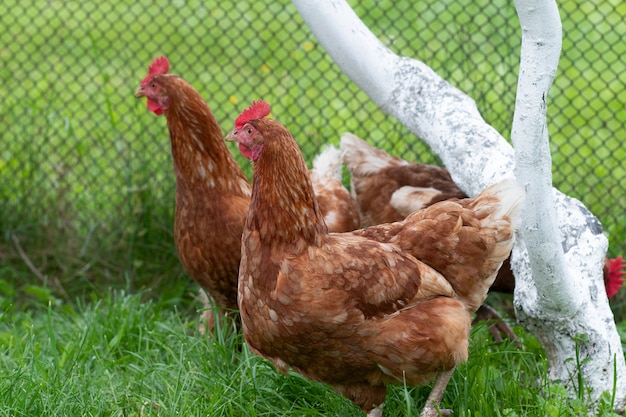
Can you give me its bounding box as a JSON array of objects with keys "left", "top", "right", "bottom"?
[
  {"left": 420, "top": 368, "right": 455, "bottom": 417},
  {"left": 472, "top": 304, "right": 518, "bottom": 345}
]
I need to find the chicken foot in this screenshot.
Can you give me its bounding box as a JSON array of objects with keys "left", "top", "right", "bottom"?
[
  {"left": 366, "top": 403, "right": 384, "bottom": 417},
  {"left": 419, "top": 368, "right": 455, "bottom": 417}
]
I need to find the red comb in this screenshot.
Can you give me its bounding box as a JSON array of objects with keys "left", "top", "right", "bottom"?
[
  {"left": 605, "top": 255, "right": 625, "bottom": 299},
  {"left": 234, "top": 100, "right": 271, "bottom": 129},
  {"left": 141, "top": 56, "right": 170, "bottom": 87}
]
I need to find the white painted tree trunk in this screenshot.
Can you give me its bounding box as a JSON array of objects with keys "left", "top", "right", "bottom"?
[
  {"left": 511, "top": 0, "right": 625, "bottom": 409},
  {"left": 292, "top": 0, "right": 625, "bottom": 410}
]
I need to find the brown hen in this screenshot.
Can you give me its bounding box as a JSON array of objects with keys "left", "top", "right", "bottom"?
[
  {"left": 226, "top": 100, "right": 524, "bottom": 416},
  {"left": 135, "top": 56, "right": 250, "bottom": 331},
  {"left": 341, "top": 132, "right": 466, "bottom": 227},
  {"left": 341, "top": 132, "right": 518, "bottom": 340},
  {"left": 341, "top": 132, "right": 624, "bottom": 304},
  {"left": 135, "top": 57, "right": 359, "bottom": 332}
]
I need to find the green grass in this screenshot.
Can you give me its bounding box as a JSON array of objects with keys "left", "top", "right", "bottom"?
[{"left": 0, "top": 291, "right": 622, "bottom": 417}]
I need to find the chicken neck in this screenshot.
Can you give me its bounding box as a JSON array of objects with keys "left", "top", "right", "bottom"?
[
  {"left": 248, "top": 120, "right": 327, "bottom": 247},
  {"left": 164, "top": 82, "right": 250, "bottom": 197}
]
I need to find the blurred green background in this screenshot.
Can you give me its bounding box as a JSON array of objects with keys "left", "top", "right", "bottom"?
[{"left": 1, "top": 0, "right": 624, "bottom": 311}]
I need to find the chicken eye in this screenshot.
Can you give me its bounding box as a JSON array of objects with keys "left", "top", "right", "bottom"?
[
  {"left": 247, "top": 128, "right": 252, "bottom": 135},
  {"left": 151, "top": 83, "right": 156, "bottom": 88}
]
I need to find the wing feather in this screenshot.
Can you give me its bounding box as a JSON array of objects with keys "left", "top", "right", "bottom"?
[{"left": 275, "top": 234, "right": 455, "bottom": 320}]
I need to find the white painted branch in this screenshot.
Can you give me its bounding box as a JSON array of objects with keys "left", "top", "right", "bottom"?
[
  {"left": 511, "top": 0, "right": 574, "bottom": 314},
  {"left": 511, "top": 0, "right": 625, "bottom": 408},
  {"left": 293, "top": 0, "right": 625, "bottom": 410},
  {"left": 293, "top": 0, "right": 515, "bottom": 196}
]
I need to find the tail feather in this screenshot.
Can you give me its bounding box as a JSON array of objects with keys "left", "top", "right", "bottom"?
[
  {"left": 311, "top": 144, "right": 343, "bottom": 182},
  {"left": 310, "top": 144, "right": 361, "bottom": 233},
  {"left": 395, "top": 178, "right": 525, "bottom": 312},
  {"left": 461, "top": 179, "right": 525, "bottom": 310},
  {"left": 340, "top": 132, "right": 406, "bottom": 176},
  {"left": 476, "top": 178, "right": 525, "bottom": 232}
]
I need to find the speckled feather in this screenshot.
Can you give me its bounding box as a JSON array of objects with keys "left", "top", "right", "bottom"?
[
  {"left": 341, "top": 133, "right": 623, "bottom": 302},
  {"left": 235, "top": 116, "right": 523, "bottom": 413},
  {"left": 340, "top": 132, "right": 467, "bottom": 227},
  {"left": 341, "top": 132, "right": 518, "bottom": 294}
]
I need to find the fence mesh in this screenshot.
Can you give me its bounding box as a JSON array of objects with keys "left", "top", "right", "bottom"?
[{"left": 1, "top": 0, "right": 624, "bottom": 293}]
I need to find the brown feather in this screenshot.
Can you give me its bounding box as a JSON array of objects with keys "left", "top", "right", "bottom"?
[
  {"left": 341, "top": 133, "right": 466, "bottom": 227},
  {"left": 309, "top": 145, "right": 360, "bottom": 233},
  {"left": 232, "top": 115, "right": 523, "bottom": 414},
  {"left": 341, "top": 132, "right": 519, "bottom": 296}
]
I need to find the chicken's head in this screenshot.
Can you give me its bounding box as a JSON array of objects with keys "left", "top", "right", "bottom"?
[
  {"left": 135, "top": 56, "right": 171, "bottom": 115},
  {"left": 226, "top": 100, "right": 271, "bottom": 161}
]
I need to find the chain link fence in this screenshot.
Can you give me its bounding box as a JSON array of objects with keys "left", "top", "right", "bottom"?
[{"left": 1, "top": 0, "right": 624, "bottom": 296}]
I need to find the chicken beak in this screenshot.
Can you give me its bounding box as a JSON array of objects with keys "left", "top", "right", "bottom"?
[
  {"left": 225, "top": 130, "right": 239, "bottom": 142},
  {"left": 134, "top": 87, "right": 145, "bottom": 98}
]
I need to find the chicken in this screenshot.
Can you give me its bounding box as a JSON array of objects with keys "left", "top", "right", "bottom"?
[
  {"left": 341, "top": 132, "right": 625, "bottom": 303},
  {"left": 341, "top": 132, "right": 519, "bottom": 340},
  {"left": 226, "top": 100, "right": 524, "bottom": 417},
  {"left": 135, "top": 57, "right": 359, "bottom": 332},
  {"left": 340, "top": 132, "right": 467, "bottom": 227},
  {"left": 135, "top": 56, "right": 251, "bottom": 332}
]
